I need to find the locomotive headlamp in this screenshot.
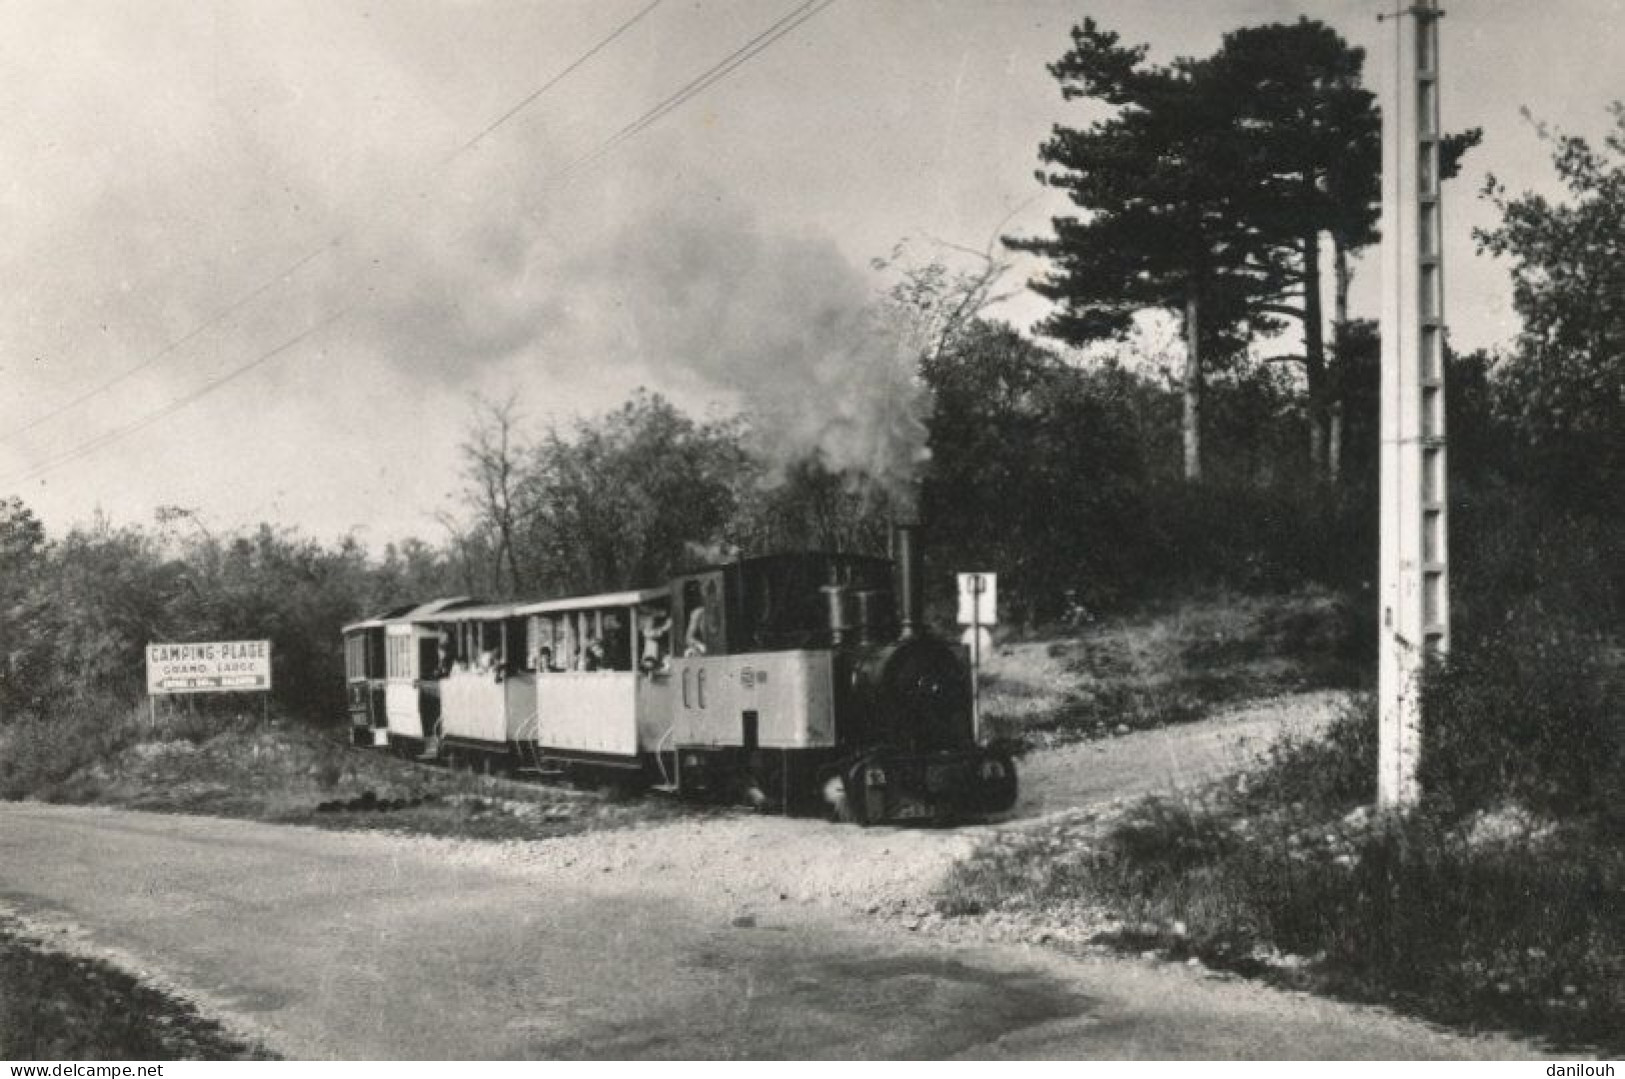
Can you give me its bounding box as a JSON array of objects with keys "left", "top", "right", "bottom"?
[{"left": 865, "top": 766, "right": 887, "bottom": 787}]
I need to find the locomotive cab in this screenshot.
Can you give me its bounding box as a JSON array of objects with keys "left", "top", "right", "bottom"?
[{"left": 662, "top": 537, "right": 1017, "bottom": 823}]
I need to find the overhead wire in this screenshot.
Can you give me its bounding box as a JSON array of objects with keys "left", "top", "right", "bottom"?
[
  {"left": 3, "top": 0, "right": 841, "bottom": 487},
  {"left": 6, "top": 0, "right": 667, "bottom": 444},
  {"left": 1, "top": 309, "right": 351, "bottom": 485},
  {"left": 444, "top": 0, "right": 664, "bottom": 162},
  {"left": 547, "top": 0, "right": 837, "bottom": 188}
]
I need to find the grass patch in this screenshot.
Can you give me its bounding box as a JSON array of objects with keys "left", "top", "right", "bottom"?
[
  {"left": 982, "top": 589, "right": 1366, "bottom": 751},
  {"left": 0, "top": 918, "right": 272, "bottom": 1060},
  {"left": 2, "top": 697, "right": 712, "bottom": 842},
  {"left": 84, "top": 727, "right": 715, "bottom": 841}
]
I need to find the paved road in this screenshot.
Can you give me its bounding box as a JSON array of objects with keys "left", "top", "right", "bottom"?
[{"left": 0, "top": 800, "right": 1546, "bottom": 1059}]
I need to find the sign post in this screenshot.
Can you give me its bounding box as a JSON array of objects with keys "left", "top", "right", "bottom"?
[{"left": 957, "top": 572, "right": 997, "bottom": 744}]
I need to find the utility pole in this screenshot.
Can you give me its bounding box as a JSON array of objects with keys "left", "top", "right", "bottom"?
[{"left": 1378, "top": 0, "right": 1451, "bottom": 809}]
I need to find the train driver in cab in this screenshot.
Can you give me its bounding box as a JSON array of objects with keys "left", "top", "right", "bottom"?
[{"left": 683, "top": 581, "right": 707, "bottom": 656}]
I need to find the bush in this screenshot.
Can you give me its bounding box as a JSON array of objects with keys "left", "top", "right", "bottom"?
[
  {"left": 1243, "top": 693, "right": 1378, "bottom": 816},
  {"left": 1084, "top": 803, "right": 1624, "bottom": 1052},
  {"left": 1138, "top": 481, "right": 1374, "bottom": 598},
  {"left": 0, "top": 693, "right": 141, "bottom": 800}
]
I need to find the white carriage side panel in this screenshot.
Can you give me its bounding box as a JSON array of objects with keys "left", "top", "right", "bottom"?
[
  {"left": 439, "top": 668, "right": 508, "bottom": 745},
  {"left": 505, "top": 674, "right": 539, "bottom": 742},
  {"left": 385, "top": 682, "right": 424, "bottom": 739},
  {"left": 636, "top": 672, "right": 674, "bottom": 753},
  {"left": 671, "top": 651, "right": 835, "bottom": 749},
  {"left": 536, "top": 672, "right": 639, "bottom": 757}
]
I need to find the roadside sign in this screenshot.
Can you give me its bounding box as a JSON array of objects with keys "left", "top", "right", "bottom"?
[
  {"left": 957, "top": 572, "right": 997, "bottom": 626},
  {"left": 956, "top": 572, "right": 997, "bottom": 746},
  {"left": 145, "top": 640, "right": 272, "bottom": 695}
]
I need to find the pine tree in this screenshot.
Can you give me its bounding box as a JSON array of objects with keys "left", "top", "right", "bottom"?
[
  {"left": 1008, "top": 19, "right": 1280, "bottom": 481},
  {"left": 1208, "top": 18, "right": 1478, "bottom": 482}
]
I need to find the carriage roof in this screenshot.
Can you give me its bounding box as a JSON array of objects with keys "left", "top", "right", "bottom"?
[
  {"left": 509, "top": 587, "right": 669, "bottom": 617},
  {"left": 341, "top": 595, "right": 480, "bottom": 634}
]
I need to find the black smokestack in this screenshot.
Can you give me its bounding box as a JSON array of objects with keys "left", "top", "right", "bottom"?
[{"left": 893, "top": 521, "right": 922, "bottom": 638}]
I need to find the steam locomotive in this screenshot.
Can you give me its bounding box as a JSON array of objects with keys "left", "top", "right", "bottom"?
[{"left": 342, "top": 524, "right": 1016, "bottom": 824}]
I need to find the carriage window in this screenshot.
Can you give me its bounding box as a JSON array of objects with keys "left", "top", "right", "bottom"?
[
  {"left": 508, "top": 618, "right": 531, "bottom": 673},
  {"left": 435, "top": 625, "right": 458, "bottom": 675},
  {"left": 529, "top": 615, "right": 560, "bottom": 672},
  {"left": 386, "top": 636, "right": 411, "bottom": 679},
  {"left": 477, "top": 621, "right": 502, "bottom": 672},
  {"left": 559, "top": 615, "right": 578, "bottom": 671},
  {"left": 601, "top": 610, "right": 631, "bottom": 671}
]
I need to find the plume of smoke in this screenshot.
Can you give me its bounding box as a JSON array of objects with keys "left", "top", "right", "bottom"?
[
  {"left": 320, "top": 159, "right": 933, "bottom": 508},
  {"left": 564, "top": 192, "right": 931, "bottom": 509}
]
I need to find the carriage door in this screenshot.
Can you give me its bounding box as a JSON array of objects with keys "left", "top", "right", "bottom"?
[{"left": 417, "top": 630, "right": 443, "bottom": 734}]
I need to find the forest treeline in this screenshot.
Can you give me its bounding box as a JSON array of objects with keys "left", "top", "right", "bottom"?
[{"left": 0, "top": 17, "right": 1618, "bottom": 731}]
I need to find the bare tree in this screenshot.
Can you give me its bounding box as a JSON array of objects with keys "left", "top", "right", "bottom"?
[{"left": 458, "top": 395, "right": 533, "bottom": 596}]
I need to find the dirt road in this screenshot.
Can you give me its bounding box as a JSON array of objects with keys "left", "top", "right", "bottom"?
[{"left": 0, "top": 694, "right": 1548, "bottom": 1059}]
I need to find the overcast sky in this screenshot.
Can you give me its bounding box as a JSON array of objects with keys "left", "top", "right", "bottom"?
[{"left": 2, "top": 0, "right": 1621, "bottom": 545}]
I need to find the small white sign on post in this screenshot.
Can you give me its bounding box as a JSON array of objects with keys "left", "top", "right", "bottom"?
[
  {"left": 146, "top": 640, "right": 273, "bottom": 695},
  {"left": 955, "top": 573, "right": 996, "bottom": 744},
  {"left": 956, "top": 572, "right": 997, "bottom": 627}
]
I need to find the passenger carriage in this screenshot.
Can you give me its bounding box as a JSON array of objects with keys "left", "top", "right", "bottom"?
[
  {"left": 341, "top": 609, "right": 394, "bottom": 747},
  {"left": 432, "top": 587, "right": 672, "bottom": 772}
]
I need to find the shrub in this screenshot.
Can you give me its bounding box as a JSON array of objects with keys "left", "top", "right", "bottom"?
[
  {"left": 0, "top": 693, "right": 141, "bottom": 800},
  {"left": 1138, "top": 482, "right": 1374, "bottom": 598},
  {"left": 1243, "top": 693, "right": 1378, "bottom": 816},
  {"left": 1420, "top": 624, "right": 1622, "bottom": 819},
  {"left": 1059, "top": 796, "right": 1624, "bottom": 1051}
]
